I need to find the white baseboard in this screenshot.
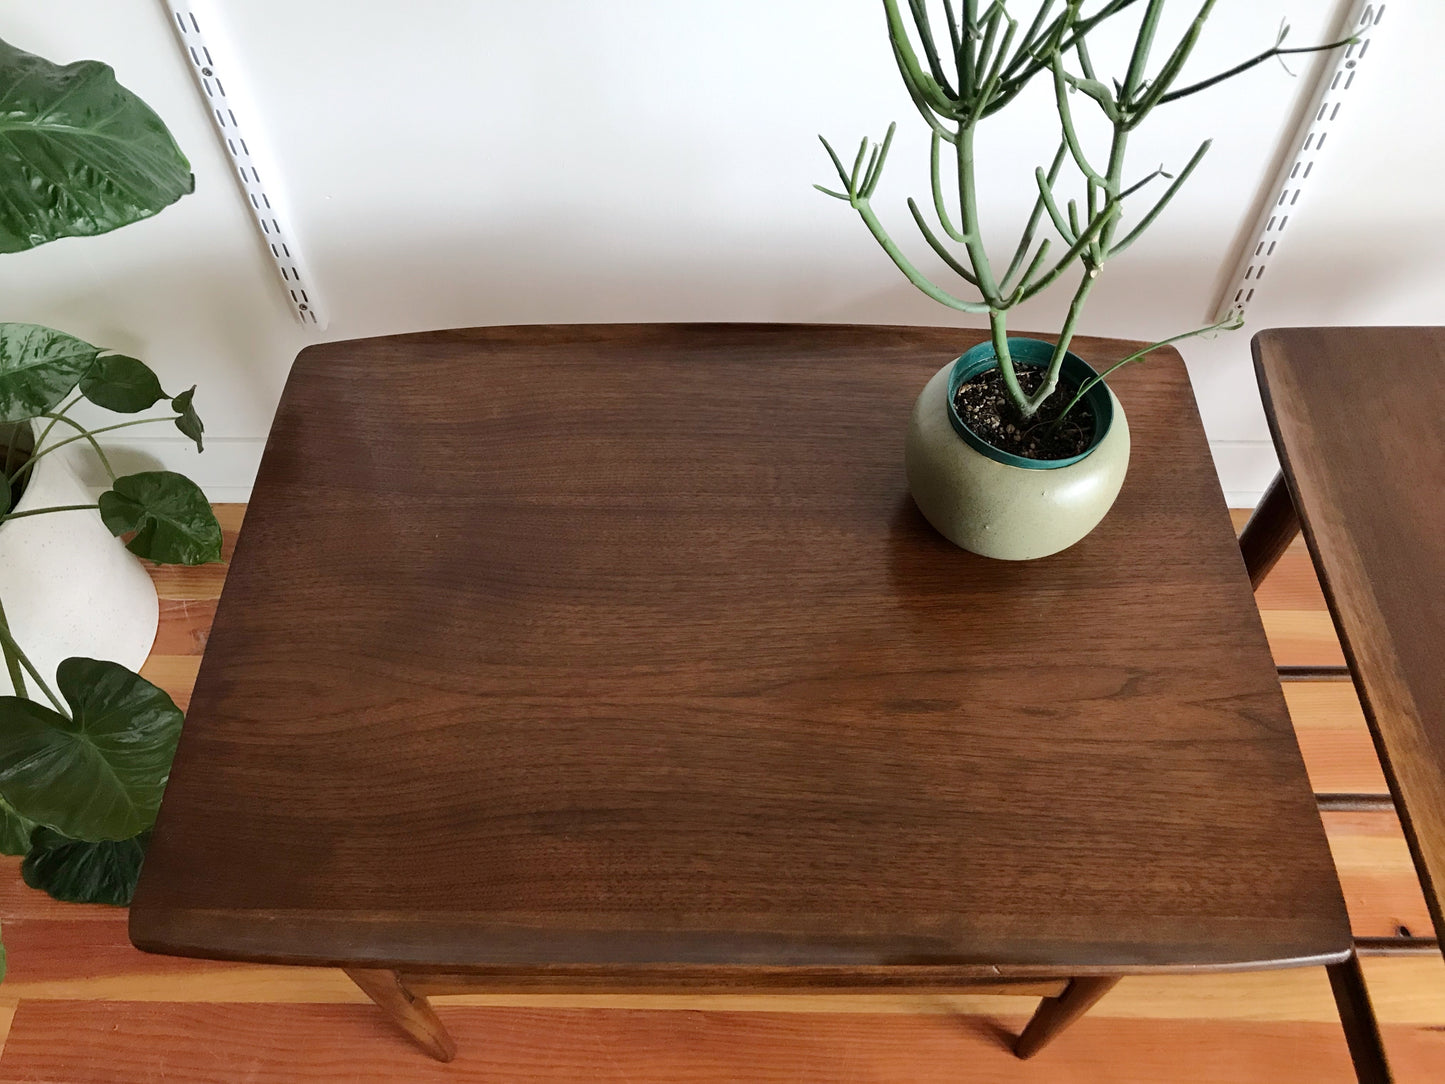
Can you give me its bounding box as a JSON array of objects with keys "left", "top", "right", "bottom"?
[
  {"left": 72, "top": 437, "right": 264, "bottom": 504},
  {"left": 74, "top": 437, "right": 1280, "bottom": 510},
  {"left": 1208, "top": 441, "right": 1280, "bottom": 510}
]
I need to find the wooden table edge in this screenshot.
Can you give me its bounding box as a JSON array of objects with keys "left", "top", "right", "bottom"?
[
  {"left": 1252, "top": 332, "right": 1445, "bottom": 956},
  {"left": 128, "top": 907, "right": 1353, "bottom": 978}
]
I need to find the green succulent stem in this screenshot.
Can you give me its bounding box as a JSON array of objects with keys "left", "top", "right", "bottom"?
[
  {"left": 1054, "top": 313, "right": 1245, "bottom": 424},
  {"left": 817, "top": 0, "right": 1351, "bottom": 420}
]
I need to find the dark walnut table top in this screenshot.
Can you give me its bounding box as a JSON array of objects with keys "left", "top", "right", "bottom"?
[
  {"left": 130, "top": 323, "right": 1349, "bottom": 978},
  {"left": 1254, "top": 326, "right": 1445, "bottom": 942}
]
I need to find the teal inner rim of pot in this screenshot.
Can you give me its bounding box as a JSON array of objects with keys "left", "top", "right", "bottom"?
[{"left": 946, "top": 337, "right": 1113, "bottom": 471}]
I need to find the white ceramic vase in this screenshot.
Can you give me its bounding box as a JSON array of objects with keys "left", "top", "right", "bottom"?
[
  {"left": 0, "top": 427, "right": 158, "bottom": 695},
  {"left": 905, "top": 339, "right": 1130, "bottom": 561}
]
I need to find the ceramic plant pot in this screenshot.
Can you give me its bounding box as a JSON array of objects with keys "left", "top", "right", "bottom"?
[
  {"left": 0, "top": 422, "right": 159, "bottom": 694},
  {"left": 904, "top": 337, "right": 1130, "bottom": 560}
]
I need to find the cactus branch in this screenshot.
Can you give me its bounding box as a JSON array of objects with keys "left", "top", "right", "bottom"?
[
  {"left": 1108, "top": 139, "right": 1211, "bottom": 256},
  {"left": 1159, "top": 29, "right": 1358, "bottom": 104},
  {"left": 976, "top": 11, "right": 1020, "bottom": 103},
  {"left": 1128, "top": 0, "right": 1219, "bottom": 120},
  {"left": 1119, "top": 163, "right": 1172, "bottom": 200},
  {"left": 907, "top": 0, "right": 958, "bottom": 99},
  {"left": 1053, "top": 62, "right": 1108, "bottom": 181},
  {"left": 908, "top": 198, "right": 981, "bottom": 287},
  {"left": 1033, "top": 166, "right": 1075, "bottom": 245},
  {"left": 1054, "top": 313, "right": 1246, "bottom": 422},
  {"left": 1122, "top": 0, "right": 1169, "bottom": 103},
  {"left": 1019, "top": 204, "right": 1119, "bottom": 303},
  {"left": 930, "top": 131, "right": 966, "bottom": 242},
  {"left": 856, "top": 199, "right": 992, "bottom": 313},
  {"left": 1002, "top": 141, "right": 1068, "bottom": 289}
]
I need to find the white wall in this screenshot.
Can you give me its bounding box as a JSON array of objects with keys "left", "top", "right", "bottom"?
[{"left": 2, "top": 1, "right": 1440, "bottom": 504}]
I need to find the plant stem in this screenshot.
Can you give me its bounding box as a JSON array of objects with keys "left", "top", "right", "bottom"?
[
  {"left": 30, "top": 394, "right": 81, "bottom": 460},
  {"left": 0, "top": 504, "right": 99, "bottom": 524},
  {"left": 987, "top": 308, "right": 1026, "bottom": 412},
  {"left": 955, "top": 122, "right": 1001, "bottom": 304},
  {"left": 1029, "top": 271, "right": 1097, "bottom": 413},
  {"left": 9, "top": 414, "right": 173, "bottom": 484},
  {"left": 0, "top": 611, "right": 66, "bottom": 715},
  {"left": 0, "top": 595, "right": 26, "bottom": 698},
  {"left": 854, "top": 201, "right": 992, "bottom": 314},
  {"left": 1158, "top": 34, "right": 1358, "bottom": 104},
  {"left": 33, "top": 413, "right": 117, "bottom": 482},
  {"left": 1053, "top": 314, "right": 1245, "bottom": 422}
]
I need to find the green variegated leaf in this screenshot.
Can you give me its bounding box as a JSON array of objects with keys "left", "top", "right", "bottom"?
[
  {"left": 0, "top": 323, "right": 99, "bottom": 423},
  {"left": 98, "top": 471, "right": 221, "bottom": 565},
  {"left": 0, "top": 37, "right": 193, "bottom": 253}
]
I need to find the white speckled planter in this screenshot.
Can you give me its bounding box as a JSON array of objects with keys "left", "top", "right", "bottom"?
[
  {"left": 0, "top": 423, "right": 158, "bottom": 694},
  {"left": 904, "top": 338, "right": 1130, "bottom": 561}
]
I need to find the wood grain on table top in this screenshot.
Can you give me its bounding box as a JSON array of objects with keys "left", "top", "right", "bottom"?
[
  {"left": 130, "top": 324, "right": 1347, "bottom": 975},
  {"left": 1254, "top": 327, "right": 1445, "bottom": 946}
]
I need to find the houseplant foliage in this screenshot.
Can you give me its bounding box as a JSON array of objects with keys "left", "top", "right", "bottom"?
[
  {"left": 0, "top": 35, "right": 212, "bottom": 959},
  {"left": 817, "top": 0, "right": 1351, "bottom": 419}
]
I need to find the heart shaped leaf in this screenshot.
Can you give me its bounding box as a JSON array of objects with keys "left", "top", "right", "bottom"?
[
  {"left": 0, "top": 38, "right": 193, "bottom": 253},
  {"left": 0, "top": 323, "right": 99, "bottom": 423},
  {"left": 0, "top": 795, "right": 36, "bottom": 856},
  {"left": 22, "top": 827, "right": 149, "bottom": 905},
  {"left": 80, "top": 354, "right": 166, "bottom": 413},
  {"left": 0, "top": 658, "right": 183, "bottom": 841},
  {"left": 99, "top": 471, "right": 221, "bottom": 565},
  {"left": 171, "top": 385, "right": 204, "bottom": 452}
]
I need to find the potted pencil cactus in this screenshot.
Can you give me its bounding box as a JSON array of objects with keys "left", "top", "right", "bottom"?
[
  {"left": 0, "top": 36, "right": 219, "bottom": 974},
  {"left": 817, "top": 1, "right": 1350, "bottom": 559}
]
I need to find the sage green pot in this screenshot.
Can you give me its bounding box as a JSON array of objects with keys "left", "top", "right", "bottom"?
[{"left": 904, "top": 338, "right": 1129, "bottom": 561}]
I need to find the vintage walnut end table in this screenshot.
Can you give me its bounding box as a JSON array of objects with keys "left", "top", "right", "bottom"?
[{"left": 130, "top": 324, "right": 1366, "bottom": 1071}]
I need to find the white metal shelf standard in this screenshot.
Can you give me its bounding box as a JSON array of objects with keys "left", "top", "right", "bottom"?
[
  {"left": 162, "top": 1, "right": 329, "bottom": 330},
  {"left": 1214, "top": 1, "right": 1388, "bottom": 323}
]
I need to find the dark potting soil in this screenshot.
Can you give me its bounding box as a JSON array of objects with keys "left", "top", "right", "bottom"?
[{"left": 952, "top": 367, "right": 1095, "bottom": 461}]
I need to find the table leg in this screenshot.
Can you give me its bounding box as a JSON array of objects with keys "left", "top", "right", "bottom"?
[
  {"left": 1012, "top": 976, "right": 1119, "bottom": 1059},
  {"left": 1239, "top": 471, "right": 1301, "bottom": 589},
  {"left": 1327, "top": 953, "right": 1392, "bottom": 1083},
  {"left": 344, "top": 967, "right": 457, "bottom": 1062}
]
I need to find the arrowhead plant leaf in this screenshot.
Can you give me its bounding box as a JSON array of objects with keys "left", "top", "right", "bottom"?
[
  {"left": 80, "top": 354, "right": 166, "bottom": 413},
  {"left": 0, "top": 658, "right": 183, "bottom": 841},
  {"left": 0, "top": 37, "right": 193, "bottom": 253},
  {"left": 0, "top": 323, "right": 99, "bottom": 422},
  {"left": 171, "top": 386, "right": 204, "bottom": 452},
  {"left": 99, "top": 471, "right": 221, "bottom": 565},
  {"left": 22, "top": 827, "right": 149, "bottom": 905}
]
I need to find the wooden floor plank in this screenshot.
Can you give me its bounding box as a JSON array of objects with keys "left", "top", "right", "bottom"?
[
  {"left": 136, "top": 656, "right": 200, "bottom": 711},
  {"left": 1326, "top": 811, "right": 1437, "bottom": 941},
  {"left": 1288, "top": 682, "right": 1390, "bottom": 795},
  {"left": 150, "top": 599, "right": 217, "bottom": 656},
  {"left": 10, "top": 1002, "right": 1443, "bottom": 1084},
  {"left": 145, "top": 564, "right": 228, "bottom": 602},
  {"left": 1264, "top": 610, "right": 1348, "bottom": 667}
]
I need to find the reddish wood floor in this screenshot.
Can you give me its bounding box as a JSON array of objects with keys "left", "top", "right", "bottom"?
[{"left": 0, "top": 505, "right": 1439, "bottom": 1082}]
